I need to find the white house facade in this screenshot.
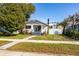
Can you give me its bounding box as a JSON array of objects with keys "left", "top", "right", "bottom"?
[{"left": 23, "top": 20, "right": 48, "bottom": 35}]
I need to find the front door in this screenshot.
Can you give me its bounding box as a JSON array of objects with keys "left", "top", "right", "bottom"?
[{"left": 34, "top": 25, "right": 41, "bottom": 32}]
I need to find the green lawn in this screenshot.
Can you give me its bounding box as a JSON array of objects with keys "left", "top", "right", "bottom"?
[
  {"left": 0, "top": 41, "right": 11, "bottom": 46},
  {"left": 0, "top": 34, "right": 31, "bottom": 39},
  {"left": 7, "top": 42, "right": 79, "bottom": 55},
  {"left": 32, "top": 35, "right": 74, "bottom": 41}
]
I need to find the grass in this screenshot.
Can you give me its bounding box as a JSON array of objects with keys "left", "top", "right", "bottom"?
[
  {"left": 0, "top": 34, "right": 31, "bottom": 39},
  {"left": 0, "top": 41, "right": 11, "bottom": 46},
  {"left": 32, "top": 35, "right": 74, "bottom": 41},
  {"left": 7, "top": 42, "right": 79, "bottom": 55}
]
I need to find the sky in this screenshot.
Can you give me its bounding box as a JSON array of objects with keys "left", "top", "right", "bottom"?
[{"left": 30, "top": 3, "right": 79, "bottom": 23}]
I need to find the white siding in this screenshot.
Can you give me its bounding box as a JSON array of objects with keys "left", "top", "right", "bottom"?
[
  {"left": 49, "top": 29, "right": 63, "bottom": 34},
  {"left": 49, "top": 23, "right": 63, "bottom": 34}
]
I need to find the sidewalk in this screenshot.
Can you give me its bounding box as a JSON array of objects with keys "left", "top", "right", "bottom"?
[
  {"left": 0, "top": 50, "right": 70, "bottom": 56},
  {"left": 0, "top": 39, "right": 79, "bottom": 45}
]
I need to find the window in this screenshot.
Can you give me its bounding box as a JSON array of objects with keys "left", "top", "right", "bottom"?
[{"left": 26, "top": 26, "right": 31, "bottom": 29}]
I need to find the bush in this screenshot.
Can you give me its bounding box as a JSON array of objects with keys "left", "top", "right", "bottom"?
[{"left": 64, "top": 30, "right": 79, "bottom": 40}]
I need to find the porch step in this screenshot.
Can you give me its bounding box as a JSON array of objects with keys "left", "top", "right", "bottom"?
[{"left": 32, "top": 32, "right": 41, "bottom": 35}]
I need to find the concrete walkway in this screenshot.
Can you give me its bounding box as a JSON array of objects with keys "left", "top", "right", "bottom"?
[
  {"left": 0, "top": 50, "right": 49, "bottom": 56},
  {"left": 0, "top": 50, "right": 70, "bottom": 56},
  {"left": 0, "top": 39, "right": 79, "bottom": 45},
  {"left": 0, "top": 42, "right": 19, "bottom": 49},
  {"left": 0, "top": 36, "right": 36, "bottom": 49},
  {"left": 23, "top": 35, "right": 36, "bottom": 40}
]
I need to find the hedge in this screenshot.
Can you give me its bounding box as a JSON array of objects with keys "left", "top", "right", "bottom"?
[{"left": 64, "top": 30, "right": 79, "bottom": 40}]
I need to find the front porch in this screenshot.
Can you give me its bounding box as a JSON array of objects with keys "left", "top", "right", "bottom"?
[
  {"left": 32, "top": 25, "right": 41, "bottom": 35},
  {"left": 26, "top": 24, "right": 42, "bottom": 35}
]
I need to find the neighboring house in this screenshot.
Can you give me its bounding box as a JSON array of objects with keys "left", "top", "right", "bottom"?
[
  {"left": 66, "top": 21, "right": 79, "bottom": 31},
  {"left": 49, "top": 22, "right": 63, "bottom": 34},
  {"left": 23, "top": 20, "right": 63, "bottom": 35},
  {"left": 0, "top": 27, "right": 19, "bottom": 35},
  {"left": 0, "top": 27, "right": 10, "bottom": 33}
]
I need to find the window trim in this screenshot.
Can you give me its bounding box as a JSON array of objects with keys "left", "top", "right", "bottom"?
[{"left": 26, "top": 25, "right": 31, "bottom": 29}]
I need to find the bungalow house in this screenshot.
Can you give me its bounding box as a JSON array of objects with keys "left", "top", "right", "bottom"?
[
  {"left": 22, "top": 20, "right": 63, "bottom": 35},
  {"left": 23, "top": 20, "right": 48, "bottom": 35}
]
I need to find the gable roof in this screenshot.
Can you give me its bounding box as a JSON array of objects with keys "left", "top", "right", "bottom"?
[{"left": 26, "top": 20, "right": 48, "bottom": 26}]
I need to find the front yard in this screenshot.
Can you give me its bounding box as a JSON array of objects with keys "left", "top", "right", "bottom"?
[
  {"left": 0, "top": 34, "right": 31, "bottom": 39},
  {"left": 32, "top": 35, "right": 74, "bottom": 41},
  {"left": 0, "top": 41, "right": 11, "bottom": 46},
  {"left": 0, "top": 34, "right": 74, "bottom": 40},
  {"left": 7, "top": 42, "right": 79, "bottom": 55}
]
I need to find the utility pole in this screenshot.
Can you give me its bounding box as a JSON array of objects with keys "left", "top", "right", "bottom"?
[{"left": 47, "top": 18, "right": 49, "bottom": 34}]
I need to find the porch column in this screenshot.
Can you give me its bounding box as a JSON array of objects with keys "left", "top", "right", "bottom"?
[
  {"left": 41, "top": 25, "right": 42, "bottom": 33},
  {"left": 31, "top": 25, "right": 34, "bottom": 32}
]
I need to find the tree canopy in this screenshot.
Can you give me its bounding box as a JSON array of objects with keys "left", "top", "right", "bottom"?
[
  {"left": 0, "top": 3, "right": 35, "bottom": 33},
  {"left": 59, "top": 12, "right": 79, "bottom": 28}
]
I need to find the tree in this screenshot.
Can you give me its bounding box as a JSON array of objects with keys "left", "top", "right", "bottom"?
[
  {"left": 0, "top": 3, "right": 35, "bottom": 34},
  {"left": 58, "top": 18, "right": 69, "bottom": 34}
]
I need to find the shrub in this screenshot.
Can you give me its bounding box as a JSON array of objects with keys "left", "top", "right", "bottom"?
[{"left": 64, "top": 30, "right": 79, "bottom": 40}]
